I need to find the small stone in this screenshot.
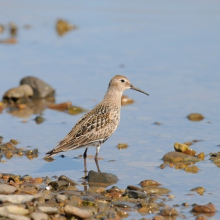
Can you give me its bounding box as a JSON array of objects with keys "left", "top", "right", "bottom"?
[
  {"left": 30, "top": 212, "right": 49, "bottom": 220},
  {"left": 184, "top": 166, "right": 200, "bottom": 173},
  {"left": 160, "top": 206, "right": 178, "bottom": 216},
  {"left": 5, "top": 205, "right": 29, "bottom": 215},
  {"left": 196, "top": 215, "right": 208, "bottom": 220},
  {"left": 38, "top": 206, "right": 58, "bottom": 214},
  {"left": 174, "top": 143, "right": 190, "bottom": 152},
  {"left": 0, "top": 194, "right": 34, "bottom": 204},
  {"left": 153, "top": 216, "right": 165, "bottom": 220},
  {"left": 187, "top": 113, "right": 204, "bottom": 121},
  {"left": 64, "top": 205, "right": 91, "bottom": 218},
  {"left": 22, "top": 186, "right": 38, "bottom": 195},
  {"left": 127, "top": 190, "right": 147, "bottom": 199},
  {"left": 139, "top": 180, "right": 161, "bottom": 187},
  {"left": 56, "top": 19, "right": 77, "bottom": 36},
  {"left": 58, "top": 175, "right": 77, "bottom": 186},
  {"left": 68, "top": 106, "right": 85, "bottom": 115},
  {"left": 3, "top": 85, "right": 33, "bottom": 103},
  {"left": 117, "top": 143, "right": 128, "bottom": 149},
  {"left": 9, "top": 22, "right": 17, "bottom": 36},
  {"left": 191, "top": 187, "right": 205, "bottom": 196},
  {"left": 55, "top": 194, "right": 68, "bottom": 203},
  {"left": 112, "top": 201, "right": 135, "bottom": 208},
  {"left": 162, "top": 151, "right": 200, "bottom": 163},
  {"left": 10, "top": 139, "right": 19, "bottom": 145},
  {"left": 197, "top": 152, "right": 205, "bottom": 160},
  {"left": 7, "top": 213, "right": 29, "bottom": 220},
  {"left": 0, "top": 184, "right": 17, "bottom": 194},
  {"left": 192, "top": 203, "right": 216, "bottom": 213},
  {"left": 143, "top": 187, "right": 170, "bottom": 195},
  {"left": 47, "top": 102, "right": 72, "bottom": 111},
  {"left": 35, "top": 116, "right": 45, "bottom": 124},
  {"left": 34, "top": 177, "right": 43, "bottom": 185}
]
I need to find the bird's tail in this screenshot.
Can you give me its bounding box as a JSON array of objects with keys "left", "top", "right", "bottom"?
[{"left": 46, "top": 149, "right": 57, "bottom": 157}]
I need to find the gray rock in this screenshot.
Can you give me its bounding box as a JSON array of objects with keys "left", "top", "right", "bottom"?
[
  {"left": 55, "top": 194, "right": 68, "bottom": 203},
  {"left": 127, "top": 190, "right": 147, "bottom": 199},
  {"left": 20, "top": 76, "right": 55, "bottom": 99},
  {"left": 88, "top": 170, "right": 118, "bottom": 186},
  {"left": 64, "top": 205, "right": 91, "bottom": 218},
  {"left": 30, "top": 212, "right": 48, "bottom": 220},
  {"left": 0, "top": 195, "right": 34, "bottom": 204},
  {"left": 0, "top": 184, "right": 17, "bottom": 194},
  {"left": 37, "top": 206, "right": 58, "bottom": 214}
]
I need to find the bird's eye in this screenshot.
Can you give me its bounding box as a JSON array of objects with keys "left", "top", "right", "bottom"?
[{"left": 121, "top": 79, "right": 125, "bottom": 83}]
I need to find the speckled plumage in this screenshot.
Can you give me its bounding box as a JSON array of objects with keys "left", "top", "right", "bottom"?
[{"left": 46, "top": 75, "right": 148, "bottom": 172}]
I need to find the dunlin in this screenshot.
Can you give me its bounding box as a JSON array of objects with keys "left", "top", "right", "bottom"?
[{"left": 46, "top": 75, "right": 149, "bottom": 172}]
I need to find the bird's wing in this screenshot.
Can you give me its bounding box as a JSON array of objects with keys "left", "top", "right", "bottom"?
[{"left": 47, "top": 105, "right": 119, "bottom": 155}]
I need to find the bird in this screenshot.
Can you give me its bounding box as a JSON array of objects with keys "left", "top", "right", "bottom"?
[{"left": 46, "top": 75, "right": 149, "bottom": 172}]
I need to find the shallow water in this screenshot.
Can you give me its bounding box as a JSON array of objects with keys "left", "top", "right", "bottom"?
[{"left": 0, "top": 0, "right": 220, "bottom": 219}]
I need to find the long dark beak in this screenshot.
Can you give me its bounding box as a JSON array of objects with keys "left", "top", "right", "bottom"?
[{"left": 130, "top": 84, "right": 149, "bottom": 96}]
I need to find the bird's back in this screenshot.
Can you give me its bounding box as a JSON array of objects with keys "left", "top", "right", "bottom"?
[{"left": 46, "top": 103, "right": 120, "bottom": 155}]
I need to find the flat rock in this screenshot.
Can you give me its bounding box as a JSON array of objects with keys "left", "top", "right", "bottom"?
[
  {"left": 143, "top": 186, "right": 170, "bottom": 195},
  {"left": 20, "top": 76, "right": 55, "bottom": 99},
  {"left": 88, "top": 170, "right": 118, "bottom": 186},
  {"left": 112, "top": 201, "right": 135, "bottom": 208},
  {"left": 0, "top": 195, "right": 34, "bottom": 204},
  {"left": 6, "top": 213, "right": 30, "bottom": 220},
  {"left": 163, "top": 151, "right": 201, "bottom": 163},
  {"left": 30, "top": 212, "right": 48, "bottom": 220},
  {"left": 4, "top": 205, "right": 29, "bottom": 215},
  {"left": 64, "top": 205, "right": 91, "bottom": 218},
  {"left": 0, "top": 184, "right": 17, "bottom": 194},
  {"left": 37, "top": 206, "right": 58, "bottom": 214},
  {"left": 0, "top": 207, "right": 29, "bottom": 220},
  {"left": 192, "top": 203, "right": 216, "bottom": 213}
]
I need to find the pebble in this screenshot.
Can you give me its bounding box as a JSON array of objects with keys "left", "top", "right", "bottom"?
[
  {"left": 127, "top": 190, "right": 147, "bottom": 199},
  {"left": 187, "top": 113, "right": 204, "bottom": 121},
  {"left": 196, "top": 215, "right": 208, "bottom": 220},
  {"left": 160, "top": 206, "right": 178, "bottom": 216},
  {"left": 0, "top": 195, "right": 34, "bottom": 204},
  {"left": 30, "top": 212, "right": 49, "bottom": 220},
  {"left": 192, "top": 203, "right": 216, "bottom": 213},
  {"left": 0, "top": 207, "right": 30, "bottom": 220},
  {"left": 38, "top": 206, "right": 58, "bottom": 214},
  {"left": 163, "top": 151, "right": 201, "bottom": 163},
  {"left": 55, "top": 194, "right": 68, "bottom": 203},
  {"left": 112, "top": 201, "right": 135, "bottom": 208},
  {"left": 64, "top": 205, "right": 91, "bottom": 218},
  {"left": 139, "top": 180, "right": 161, "bottom": 187},
  {"left": 4, "top": 205, "right": 29, "bottom": 215},
  {"left": 6, "top": 213, "right": 30, "bottom": 220},
  {"left": 0, "top": 184, "right": 17, "bottom": 194}
]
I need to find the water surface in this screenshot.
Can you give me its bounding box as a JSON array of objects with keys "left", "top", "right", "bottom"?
[{"left": 0, "top": 1, "right": 220, "bottom": 219}]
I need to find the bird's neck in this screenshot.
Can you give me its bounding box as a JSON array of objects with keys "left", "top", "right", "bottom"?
[{"left": 102, "top": 87, "right": 123, "bottom": 107}]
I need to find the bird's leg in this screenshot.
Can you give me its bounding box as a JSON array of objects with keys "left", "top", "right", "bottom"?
[
  {"left": 83, "top": 148, "right": 88, "bottom": 173},
  {"left": 94, "top": 145, "right": 101, "bottom": 172}
]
